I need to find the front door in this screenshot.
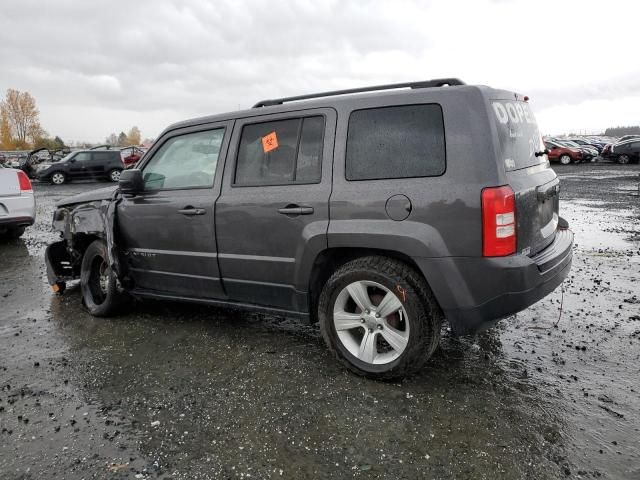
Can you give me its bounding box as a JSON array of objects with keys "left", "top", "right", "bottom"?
[
  {"left": 68, "top": 151, "right": 91, "bottom": 178},
  {"left": 117, "top": 122, "right": 231, "bottom": 299},
  {"left": 216, "top": 109, "right": 335, "bottom": 311}
]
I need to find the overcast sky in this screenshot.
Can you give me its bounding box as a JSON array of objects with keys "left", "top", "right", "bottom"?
[{"left": 1, "top": 0, "right": 638, "bottom": 143}]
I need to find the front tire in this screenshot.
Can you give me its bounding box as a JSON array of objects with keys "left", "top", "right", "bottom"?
[
  {"left": 50, "top": 172, "right": 66, "bottom": 185},
  {"left": 617, "top": 155, "right": 630, "bottom": 165},
  {"left": 559, "top": 154, "right": 572, "bottom": 165},
  {"left": 80, "top": 239, "right": 128, "bottom": 316},
  {"left": 108, "top": 168, "right": 122, "bottom": 182},
  {"left": 318, "top": 256, "right": 442, "bottom": 379}
]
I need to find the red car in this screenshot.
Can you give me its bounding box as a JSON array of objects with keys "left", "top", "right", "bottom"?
[
  {"left": 120, "top": 147, "right": 146, "bottom": 167},
  {"left": 544, "top": 140, "right": 583, "bottom": 165}
]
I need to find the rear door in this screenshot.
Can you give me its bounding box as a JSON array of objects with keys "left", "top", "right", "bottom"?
[
  {"left": 117, "top": 122, "right": 231, "bottom": 299},
  {"left": 88, "top": 152, "right": 110, "bottom": 177},
  {"left": 491, "top": 99, "right": 559, "bottom": 256},
  {"left": 215, "top": 109, "right": 335, "bottom": 311}
]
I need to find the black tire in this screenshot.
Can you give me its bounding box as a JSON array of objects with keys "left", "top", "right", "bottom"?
[
  {"left": 80, "top": 239, "right": 128, "bottom": 316},
  {"left": 50, "top": 172, "right": 66, "bottom": 185},
  {"left": 318, "top": 256, "right": 442, "bottom": 379},
  {"left": 108, "top": 168, "right": 122, "bottom": 182},
  {"left": 559, "top": 154, "right": 572, "bottom": 165},
  {"left": 7, "top": 227, "right": 25, "bottom": 239},
  {"left": 2, "top": 226, "right": 25, "bottom": 239},
  {"left": 617, "top": 155, "right": 630, "bottom": 165}
]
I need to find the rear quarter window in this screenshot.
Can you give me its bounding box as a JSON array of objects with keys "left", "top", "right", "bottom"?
[{"left": 346, "top": 104, "right": 446, "bottom": 181}]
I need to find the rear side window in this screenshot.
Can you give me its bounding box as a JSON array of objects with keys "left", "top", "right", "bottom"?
[
  {"left": 346, "top": 104, "right": 445, "bottom": 181},
  {"left": 92, "top": 152, "right": 118, "bottom": 162},
  {"left": 234, "top": 116, "right": 324, "bottom": 186},
  {"left": 73, "top": 152, "right": 91, "bottom": 162}
]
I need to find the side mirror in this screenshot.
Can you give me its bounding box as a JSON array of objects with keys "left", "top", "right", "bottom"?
[
  {"left": 551, "top": 146, "right": 558, "bottom": 150},
  {"left": 119, "top": 169, "right": 144, "bottom": 194}
]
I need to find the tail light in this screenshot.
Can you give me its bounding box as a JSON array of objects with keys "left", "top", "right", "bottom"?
[
  {"left": 482, "top": 185, "right": 516, "bottom": 257},
  {"left": 17, "top": 170, "right": 33, "bottom": 192}
]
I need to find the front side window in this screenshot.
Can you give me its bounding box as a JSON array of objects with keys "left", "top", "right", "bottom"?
[
  {"left": 234, "top": 116, "right": 324, "bottom": 186},
  {"left": 346, "top": 104, "right": 446, "bottom": 181},
  {"left": 142, "top": 129, "right": 224, "bottom": 190}
]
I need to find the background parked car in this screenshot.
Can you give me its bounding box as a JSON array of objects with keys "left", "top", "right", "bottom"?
[
  {"left": 544, "top": 140, "right": 584, "bottom": 164},
  {"left": 120, "top": 146, "right": 146, "bottom": 167},
  {"left": 566, "top": 137, "right": 604, "bottom": 154},
  {"left": 557, "top": 140, "right": 598, "bottom": 162},
  {"left": 35, "top": 149, "right": 124, "bottom": 184},
  {"left": 604, "top": 139, "right": 640, "bottom": 164},
  {"left": 0, "top": 163, "right": 35, "bottom": 238}
]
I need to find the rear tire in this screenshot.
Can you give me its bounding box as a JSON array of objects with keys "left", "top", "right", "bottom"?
[
  {"left": 80, "top": 239, "right": 128, "bottom": 316},
  {"left": 50, "top": 172, "right": 66, "bottom": 185},
  {"left": 617, "top": 155, "right": 630, "bottom": 165},
  {"left": 318, "top": 256, "right": 442, "bottom": 379},
  {"left": 559, "top": 154, "right": 571, "bottom": 165}
]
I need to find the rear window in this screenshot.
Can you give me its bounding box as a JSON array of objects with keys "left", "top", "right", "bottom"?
[
  {"left": 492, "top": 100, "right": 545, "bottom": 171},
  {"left": 346, "top": 104, "right": 446, "bottom": 181}
]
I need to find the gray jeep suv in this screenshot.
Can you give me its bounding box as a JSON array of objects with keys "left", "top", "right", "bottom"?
[{"left": 45, "top": 79, "right": 573, "bottom": 379}]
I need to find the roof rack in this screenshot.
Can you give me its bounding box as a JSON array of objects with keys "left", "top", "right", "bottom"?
[{"left": 252, "top": 78, "right": 466, "bottom": 108}]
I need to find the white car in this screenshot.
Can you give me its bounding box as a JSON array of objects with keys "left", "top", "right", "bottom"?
[{"left": 0, "top": 164, "right": 35, "bottom": 238}]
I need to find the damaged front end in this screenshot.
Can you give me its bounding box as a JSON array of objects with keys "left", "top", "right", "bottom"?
[{"left": 45, "top": 191, "right": 125, "bottom": 293}]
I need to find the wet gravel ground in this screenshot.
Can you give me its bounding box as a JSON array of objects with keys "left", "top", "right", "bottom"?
[{"left": 1, "top": 164, "right": 639, "bottom": 480}]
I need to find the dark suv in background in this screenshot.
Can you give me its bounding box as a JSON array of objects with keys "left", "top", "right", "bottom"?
[
  {"left": 45, "top": 79, "right": 573, "bottom": 379},
  {"left": 36, "top": 149, "right": 124, "bottom": 185}
]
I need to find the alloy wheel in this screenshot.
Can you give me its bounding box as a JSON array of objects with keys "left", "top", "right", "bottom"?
[{"left": 333, "top": 280, "right": 409, "bottom": 365}]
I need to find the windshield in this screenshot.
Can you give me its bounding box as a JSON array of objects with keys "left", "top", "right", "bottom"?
[{"left": 492, "top": 100, "right": 545, "bottom": 171}]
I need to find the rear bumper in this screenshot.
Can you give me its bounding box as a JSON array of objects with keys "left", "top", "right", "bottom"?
[
  {"left": 415, "top": 228, "right": 574, "bottom": 335},
  {"left": 0, "top": 194, "right": 36, "bottom": 229}
]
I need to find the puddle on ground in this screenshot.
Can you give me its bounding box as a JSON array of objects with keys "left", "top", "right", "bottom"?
[{"left": 562, "top": 200, "right": 640, "bottom": 251}]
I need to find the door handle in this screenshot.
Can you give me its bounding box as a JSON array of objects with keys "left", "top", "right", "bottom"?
[
  {"left": 278, "top": 205, "right": 314, "bottom": 216},
  {"left": 178, "top": 207, "right": 206, "bottom": 216}
]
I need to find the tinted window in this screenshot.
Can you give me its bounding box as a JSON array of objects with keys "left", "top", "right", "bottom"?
[
  {"left": 235, "top": 116, "right": 324, "bottom": 185},
  {"left": 92, "top": 151, "right": 117, "bottom": 162},
  {"left": 142, "top": 129, "right": 224, "bottom": 190},
  {"left": 73, "top": 152, "right": 91, "bottom": 162},
  {"left": 346, "top": 105, "right": 445, "bottom": 181}
]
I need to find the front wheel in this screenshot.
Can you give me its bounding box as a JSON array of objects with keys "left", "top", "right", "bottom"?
[
  {"left": 108, "top": 168, "right": 122, "bottom": 182},
  {"left": 559, "top": 154, "right": 572, "bottom": 165},
  {"left": 617, "top": 155, "right": 630, "bottom": 165},
  {"left": 318, "top": 256, "right": 442, "bottom": 379},
  {"left": 50, "top": 172, "right": 66, "bottom": 185},
  {"left": 80, "top": 239, "right": 128, "bottom": 316}
]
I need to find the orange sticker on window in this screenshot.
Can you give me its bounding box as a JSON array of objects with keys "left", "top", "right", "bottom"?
[{"left": 261, "top": 131, "right": 279, "bottom": 153}]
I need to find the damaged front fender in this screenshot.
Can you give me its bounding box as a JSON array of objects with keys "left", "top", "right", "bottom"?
[{"left": 45, "top": 190, "right": 127, "bottom": 291}]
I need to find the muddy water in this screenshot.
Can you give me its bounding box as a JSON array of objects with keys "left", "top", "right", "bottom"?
[{"left": 1, "top": 166, "right": 639, "bottom": 479}]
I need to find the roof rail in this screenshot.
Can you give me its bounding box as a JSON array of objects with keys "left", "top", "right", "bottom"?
[{"left": 252, "top": 78, "right": 465, "bottom": 108}]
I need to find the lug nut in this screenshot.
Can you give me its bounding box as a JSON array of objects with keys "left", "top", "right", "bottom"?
[
  {"left": 375, "top": 313, "right": 380, "bottom": 318},
  {"left": 368, "top": 328, "right": 374, "bottom": 333},
  {"left": 377, "top": 324, "right": 383, "bottom": 330},
  {"left": 360, "top": 319, "right": 365, "bottom": 323},
  {"left": 365, "top": 309, "right": 370, "bottom": 315}
]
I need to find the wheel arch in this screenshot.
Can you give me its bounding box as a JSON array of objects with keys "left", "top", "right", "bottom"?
[{"left": 306, "top": 247, "right": 435, "bottom": 324}]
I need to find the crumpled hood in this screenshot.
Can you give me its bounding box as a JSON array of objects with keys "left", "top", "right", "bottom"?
[{"left": 56, "top": 186, "right": 118, "bottom": 207}]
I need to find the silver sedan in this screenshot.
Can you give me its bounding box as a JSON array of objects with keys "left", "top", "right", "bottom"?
[{"left": 0, "top": 165, "right": 36, "bottom": 238}]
